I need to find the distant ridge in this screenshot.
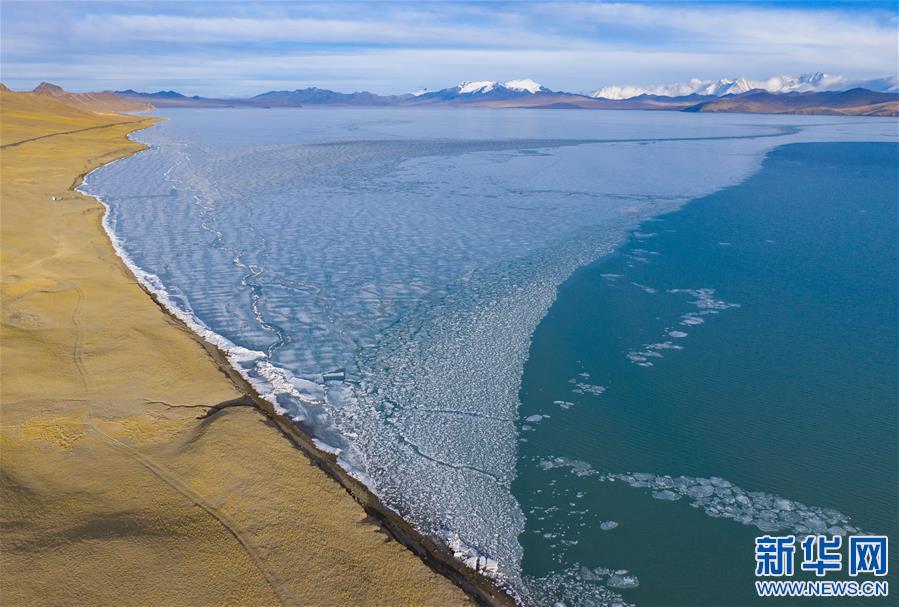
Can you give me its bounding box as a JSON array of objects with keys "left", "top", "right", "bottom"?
[
  {"left": 114, "top": 89, "right": 235, "bottom": 108},
  {"left": 249, "top": 87, "right": 410, "bottom": 107},
  {"left": 30, "top": 81, "right": 152, "bottom": 112},
  {"left": 118, "top": 89, "right": 186, "bottom": 99},
  {"left": 683, "top": 88, "right": 899, "bottom": 117},
  {"left": 8, "top": 78, "right": 897, "bottom": 117}
]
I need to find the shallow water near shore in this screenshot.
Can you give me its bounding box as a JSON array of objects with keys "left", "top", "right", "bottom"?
[{"left": 81, "top": 108, "right": 895, "bottom": 603}]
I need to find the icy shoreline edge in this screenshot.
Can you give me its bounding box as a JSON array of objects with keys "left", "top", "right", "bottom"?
[{"left": 76, "top": 121, "right": 521, "bottom": 607}]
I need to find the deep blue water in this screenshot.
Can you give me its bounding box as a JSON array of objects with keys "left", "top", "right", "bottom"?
[{"left": 516, "top": 142, "right": 898, "bottom": 606}]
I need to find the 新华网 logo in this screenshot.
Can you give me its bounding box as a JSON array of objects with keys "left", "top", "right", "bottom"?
[{"left": 754, "top": 534, "right": 889, "bottom": 598}]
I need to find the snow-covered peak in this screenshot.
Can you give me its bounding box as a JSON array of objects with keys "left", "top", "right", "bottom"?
[
  {"left": 458, "top": 81, "right": 498, "bottom": 94},
  {"left": 726, "top": 77, "right": 753, "bottom": 95},
  {"left": 456, "top": 79, "right": 546, "bottom": 95},
  {"left": 590, "top": 72, "right": 888, "bottom": 100},
  {"left": 589, "top": 84, "right": 659, "bottom": 100},
  {"left": 503, "top": 79, "right": 545, "bottom": 94}
]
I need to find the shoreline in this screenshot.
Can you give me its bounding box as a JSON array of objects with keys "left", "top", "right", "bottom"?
[
  {"left": 172, "top": 302, "right": 519, "bottom": 607},
  {"left": 77, "top": 119, "right": 518, "bottom": 607}
]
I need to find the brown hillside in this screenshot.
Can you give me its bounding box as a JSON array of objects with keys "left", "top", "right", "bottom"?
[
  {"left": 0, "top": 87, "right": 140, "bottom": 146},
  {"left": 31, "top": 81, "right": 152, "bottom": 113}
]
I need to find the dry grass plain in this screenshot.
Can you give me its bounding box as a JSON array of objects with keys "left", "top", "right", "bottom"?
[{"left": 0, "top": 89, "right": 472, "bottom": 607}]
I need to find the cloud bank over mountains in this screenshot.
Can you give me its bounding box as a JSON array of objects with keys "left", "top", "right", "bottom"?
[{"left": 1, "top": 1, "right": 896, "bottom": 96}]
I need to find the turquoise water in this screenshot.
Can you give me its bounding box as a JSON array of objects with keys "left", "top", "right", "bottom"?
[{"left": 516, "top": 142, "right": 897, "bottom": 605}]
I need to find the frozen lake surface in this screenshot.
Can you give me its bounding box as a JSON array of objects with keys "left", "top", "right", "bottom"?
[{"left": 82, "top": 108, "right": 894, "bottom": 602}]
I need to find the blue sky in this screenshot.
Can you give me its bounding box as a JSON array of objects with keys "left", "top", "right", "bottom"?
[{"left": 1, "top": 1, "right": 896, "bottom": 96}]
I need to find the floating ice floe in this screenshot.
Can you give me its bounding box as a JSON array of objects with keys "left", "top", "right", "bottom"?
[
  {"left": 651, "top": 489, "right": 680, "bottom": 501},
  {"left": 536, "top": 458, "right": 860, "bottom": 537},
  {"left": 679, "top": 313, "right": 706, "bottom": 326},
  {"left": 554, "top": 400, "right": 575, "bottom": 410},
  {"left": 606, "top": 472, "right": 859, "bottom": 536},
  {"left": 631, "top": 282, "right": 657, "bottom": 294},
  {"left": 625, "top": 288, "right": 740, "bottom": 366},
  {"left": 600, "top": 520, "right": 619, "bottom": 531},
  {"left": 525, "top": 565, "right": 636, "bottom": 607},
  {"left": 669, "top": 287, "right": 741, "bottom": 311},
  {"left": 538, "top": 457, "right": 599, "bottom": 477},
  {"left": 571, "top": 380, "right": 607, "bottom": 395},
  {"left": 646, "top": 341, "right": 683, "bottom": 351},
  {"left": 625, "top": 349, "right": 663, "bottom": 367},
  {"left": 525, "top": 414, "right": 549, "bottom": 423},
  {"left": 670, "top": 287, "right": 741, "bottom": 327},
  {"left": 576, "top": 566, "right": 639, "bottom": 590},
  {"left": 606, "top": 574, "right": 640, "bottom": 589}
]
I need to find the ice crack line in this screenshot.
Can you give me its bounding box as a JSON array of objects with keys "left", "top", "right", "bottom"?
[{"left": 392, "top": 432, "right": 506, "bottom": 486}]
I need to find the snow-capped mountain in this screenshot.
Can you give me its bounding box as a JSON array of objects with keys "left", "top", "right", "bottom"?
[
  {"left": 591, "top": 73, "right": 898, "bottom": 100},
  {"left": 411, "top": 79, "right": 552, "bottom": 104},
  {"left": 590, "top": 77, "right": 756, "bottom": 100},
  {"left": 456, "top": 79, "right": 547, "bottom": 95},
  {"left": 502, "top": 79, "right": 546, "bottom": 94},
  {"left": 108, "top": 74, "right": 897, "bottom": 115}
]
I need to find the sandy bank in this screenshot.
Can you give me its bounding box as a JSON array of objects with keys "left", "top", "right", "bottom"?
[{"left": 0, "top": 92, "right": 486, "bottom": 606}]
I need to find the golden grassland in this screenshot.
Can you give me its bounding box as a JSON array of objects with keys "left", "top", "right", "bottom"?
[
  {"left": 0, "top": 88, "right": 138, "bottom": 147},
  {"left": 0, "top": 89, "right": 472, "bottom": 606}
]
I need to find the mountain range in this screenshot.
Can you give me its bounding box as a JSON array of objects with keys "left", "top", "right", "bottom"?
[
  {"left": 28, "top": 82, "right": 152, "bottom": 113},
  {"left": 590, "top": 72, "right": 898, "bottom": 100},
  {"left": 683, "top": 88, "right": 899, "bottom": 117},
  {"left": 12, "top": 73, "right": 898, "bottom": 117}
]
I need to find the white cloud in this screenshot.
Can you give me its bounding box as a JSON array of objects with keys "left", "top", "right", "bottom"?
[
  {"left": 544, "top": 2, "right": 897, "bottom": 50},
  {"left": 70, "top": 13, "right": 575, "bottom": 49},
  {"left": 1, "top": 2, "right": 895, "bottom": 95},
  {"left": 5, "top": 46, "right": 873, "bottom": 97}
]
